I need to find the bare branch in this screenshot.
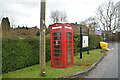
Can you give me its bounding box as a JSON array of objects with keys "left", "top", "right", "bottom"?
[
  {"left": 96, "top": 1, "right": 117, "bottom": 31},
  {"left": 50, "top": 10, "right": 67, "bottom": 24}
]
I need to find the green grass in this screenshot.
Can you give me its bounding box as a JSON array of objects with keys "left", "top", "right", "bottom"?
[
  {"left": 2, "top": 49, "right": 103, "bottom": 78},
  {"left": 0, "top": 74, "right": 2, "bottom": 79}
]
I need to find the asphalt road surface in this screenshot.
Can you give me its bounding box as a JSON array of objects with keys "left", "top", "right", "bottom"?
[
  {"left": 85, "top": 43, "right": 118, "bottom": 79},
  {"left": 118, "top": 43, "right": 120, "bottom": 80}
]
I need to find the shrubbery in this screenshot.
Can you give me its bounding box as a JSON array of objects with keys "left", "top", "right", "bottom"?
[
  {"left": 74, "top": 33, "right": 102, "bottom": 55},
  {"left": 46, "top": 34, "right": 50, "bottom": 62},
  {"left": 36, "top": 31, "right": 40, "bottom": 36},
  {"left": 2, "top": 37, "right": 39, "bottom": 73},
  {"left": 2, "top": 34, "right": 102, "bottom": 73}
]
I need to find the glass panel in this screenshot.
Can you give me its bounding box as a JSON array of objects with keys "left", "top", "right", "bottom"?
[
  {"left": 67, "top": 32, "right": 72, "bottom": 36},
  {"left": 54, "top": 41, "right": 61, "bottom": 44},
  {"left": 67, "top": 49, "right": 72, "bottom": 53},
  {"left": 54, "top": 50, "right": 61, "bottom": 53},
  {"left": 54, "top": 45, "right": 61, "bottom": 49},
  {"left": 67, "top": 41, "right": 71, "bottom": 44},
  {"left": 54, "top": 54, "right": 61, "bottom": 57},
  {"left": 53, "top": 32, "right": 61, "bottom": 36},
  {"left": 67, "top": 45, "right": 71, "bottom": 48},
  {"left": 54, "top": 58, "right": 61, "bottom": 61},
  {"left": 67, "top": 37, "right": 71, "bottom": 40},
  {"left": 66, "top": 32, "right": 72, "bottom": 65},
  {"left": 67, "top": 57, "right": 72, "bottom": 65},
  {"left": 54, "top": 37, "right": 61, "bottom": 40},
  {"left": 67, "top": 53, "right": 72, "bottom": 57},
  {"left": 55, "top": 62, "right": 61, "bottom": 66}
]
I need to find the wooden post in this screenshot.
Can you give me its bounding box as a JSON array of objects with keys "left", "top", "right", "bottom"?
[{"left": 40, "top": 0, "right": 46, "bottom": 76}]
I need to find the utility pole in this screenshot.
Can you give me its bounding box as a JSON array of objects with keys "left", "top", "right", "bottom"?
[{"left": 40, "top": 0, "right": 46, "bottom": 76}]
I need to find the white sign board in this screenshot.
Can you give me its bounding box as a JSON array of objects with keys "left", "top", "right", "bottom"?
[
  {"left": 65, "top": 26, "right": 72, "bottom": 29},
  {"left": 52, "top": 26, "right": 62, "bottom": 29},
  {"left": 82, "top": 36, "right": 88, "bottom": 48}
]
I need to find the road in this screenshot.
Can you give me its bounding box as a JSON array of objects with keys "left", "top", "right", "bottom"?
[
  {"left": 118, "top": 43, "right": 120, "bottom": 79},
  {"left": 85, "top": 43, "right": 118, "bottom": 79}
]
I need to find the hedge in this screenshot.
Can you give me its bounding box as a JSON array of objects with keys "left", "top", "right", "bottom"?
[
  {"left": 2, "top": 37, "right": 39, "bottom": 73},
  {"left": 2, "top": 34, "right": 102, "bottom": 73},
  {"left": 74, "top": 33, "right": 102, "bottom": 55}
]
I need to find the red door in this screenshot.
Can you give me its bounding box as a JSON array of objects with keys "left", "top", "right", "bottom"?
[
  {"left": 51, "top": 31, "right": 63, "bottom": 68},
  {"left": 66, "top": 32, "right": 74, "bottom": 66}
]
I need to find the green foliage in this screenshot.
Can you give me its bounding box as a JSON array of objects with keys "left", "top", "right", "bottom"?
[
  {"left": 35, "top": 31, "right": 40, "bottom": 36},
  {"left": 46, "top": 34, "right": 50, "bottom": 62},
  {"left": 89, "top": 35, "right": 102, "bottom": 49},
  {"left": 74, "top": 33, "right": 80, "bottom": 55},
  {"left": 74, "top": 33, "right": 102, "bottom": 55},
  {"left": 3, "top": 49, "right": 103, "bottom": 78},
  {"left": 1, "top": 17, "right": 10, "bottom": 30},
  {"left": 2, "top": 33, "right": 102, "bottom": 73},
  {"left": 2, "top": 37, "right": 39, "bottom": 73}
]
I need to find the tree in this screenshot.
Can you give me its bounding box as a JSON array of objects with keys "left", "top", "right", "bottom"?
[
  {"left": 50, "top": 10, "right": 67, "bottom": 23},
  {"left": 79, "top": 16, "right": 100, "bottom": 31},
  {"left": 96, "top": 1, "right": 118, "bottom": 32},
  {"left": 1, "top": 17, "right": 10, "bottom": 30},
  {"left": 17, "top": 25, "right": 20, "bottom": 28},
  {"left": 81, "top": 17, "right": 100, "bottom": 30},
  {"left": 22, "top": 26, "right": 25, "bottom": 28}
]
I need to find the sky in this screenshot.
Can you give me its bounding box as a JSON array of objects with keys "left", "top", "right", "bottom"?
[{"left": 0, "top": 0, "right": 119, "bottom": 28}]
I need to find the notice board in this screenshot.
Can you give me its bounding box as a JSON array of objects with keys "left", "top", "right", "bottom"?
[{"left": 82, "top": 36, "right": 88, "bottom": 48}]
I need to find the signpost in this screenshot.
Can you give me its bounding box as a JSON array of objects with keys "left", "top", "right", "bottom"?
[
  {"left": 94, "top": 29, "right": 102, "bottom": 35},
  {"left": 80, "top": 27, "right": 89, "bottom": 59},
  {"left": 80, "top": 27, "right": 82, "bottom": 59},
  {"left": 87, "top": 29, "right": 89, "bottom": 54}
]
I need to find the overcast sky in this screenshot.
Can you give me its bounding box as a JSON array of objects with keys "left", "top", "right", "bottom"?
[{"left": 0, "top": 0, "right": 119, "bottom": 28}]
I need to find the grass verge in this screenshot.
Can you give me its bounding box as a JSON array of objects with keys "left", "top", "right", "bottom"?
[{"left": 2, "top": 49, "right": 103, "bottom": 78}]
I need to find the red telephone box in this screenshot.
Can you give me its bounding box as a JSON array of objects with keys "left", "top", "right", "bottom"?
[{"left": 49, "top": 23, "right": 74, "bottom": 68}]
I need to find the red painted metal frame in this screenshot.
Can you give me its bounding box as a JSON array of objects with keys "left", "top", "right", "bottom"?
[{"left": 49, "top": 23, "right": 74, "bottom": 68}]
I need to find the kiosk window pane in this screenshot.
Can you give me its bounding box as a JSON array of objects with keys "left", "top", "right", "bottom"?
[
  {"left": 53, "top": 32, "right": 61, "bottom": 36},
  {"left": 54, "top": 41, "right": 61, "bottom": 44},
  {"left": 67, "top": 53, "right": 72, "bottom": 57},
  {"left": 54, "top": 45, "right": 61, "bottom": 49},
  {"left": 67, "top": 57, "right": 72, "bottom": 65},
  {"left": 67, "top": 41, "right": 71, "bottom": 44},
  {"left": 54, "top": 54, "right": 61, "bottom": 57},
  {"left": 67, "top": 49, "right": 72, "bottom": 52},
  {"left": 55, "top": 62, "right": 61, "bottom": 66},
  {"left": 67, "top": 37, "right": 71, "bottom": 40},
  {"left": 54, "top": 50, "right": 61, "bottom": 53},
  {"left": 54, "top": 58, "right": 61, "bottom": 61},
  {"left": 67, "top": 32, "right": 72, "bottom": 36},
  {"left": 67, "top": 45, "right": 71, "bottom": 48},
  {"left": 54, "top": 37, "right": 61, "bottom": 40}
]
